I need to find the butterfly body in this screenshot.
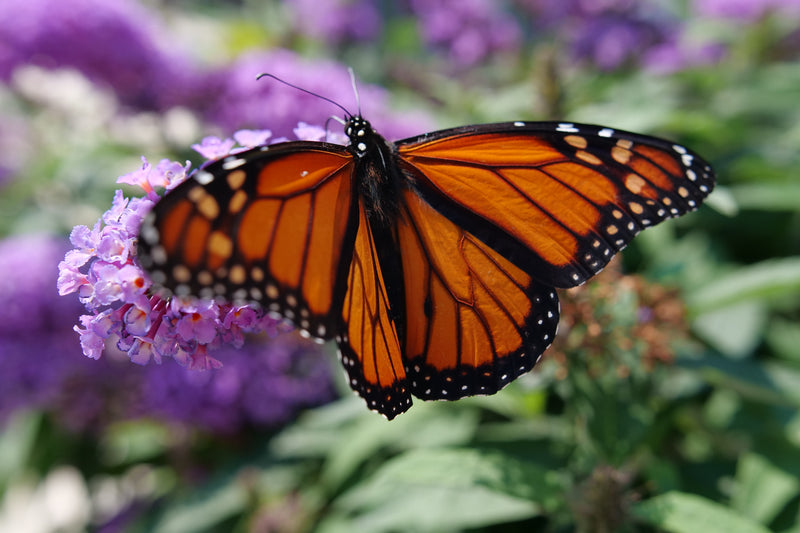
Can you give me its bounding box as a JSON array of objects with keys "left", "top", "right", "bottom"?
[{"left": 137, "top": 115, "right": 714, "bottom": 419}]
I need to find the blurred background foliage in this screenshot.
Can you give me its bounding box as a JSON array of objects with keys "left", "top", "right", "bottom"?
[{"left": 1, "top": 0, "right": 799, "bottom": 531}]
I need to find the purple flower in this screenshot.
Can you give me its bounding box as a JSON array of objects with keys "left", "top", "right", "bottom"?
[
  {"left": 58, "top": 124, "right": 345, "bottom": 374},
  {"left": 0, "top": 234, "right": 95, "bottom": 422},
  {"left": 117, "top": 158, "right": 192, "bottom": 200},
  {"left": 409, "top": 0, "right": 522, "bottom": 66},
  {"left": 0, "top": 0, "right": 200, "bottom": 111},
  {"left": 643, "top": 38, "right": 726, "bottom": 74},
  {"left": 0, "top": 234, "right": 334, "bottom": 431},
  {"left": 191, "top": 137, "right": 239, "bottom": 161},
  {"left": 570, "top": 14, "right": 673, "bottom": 70},
  {"left": 138, "top": 335, "right": 335, "bottom": 432},
  {"left": 203, "top": 49, "right": 432, "bottom": 141},
  {"left": 286, "top": 0, "right": 383, "bottom": 44},
  {"left": 695, "top": 0, "right": 800, "bottom": 20},
  {"left": 520, "top": 0, "right": 681, "bottom": 71}
]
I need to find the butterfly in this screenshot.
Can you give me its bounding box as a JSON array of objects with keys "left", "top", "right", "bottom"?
[{"left": 137, "top": 97, "right": 714, "bottom": 419}]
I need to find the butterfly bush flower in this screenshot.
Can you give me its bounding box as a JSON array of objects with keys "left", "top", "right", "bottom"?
[
  {"left": 286, "top": 0, "right": 383, "bottom": 45},
  {"left": 695, "top": 0, "right": 800, "bottom": 20},
  {"left": 139, "top": 335, "right": 335, "bottom": 432},
  {"left": 204, "top": 50, "right": 432, "bottom": 140},
  {"left": 0, "top": 235, "right": 90, "bottom": 422},
  {"left": 408, "top": 0, "right": 522, "bottom": 66},
  {"left": 58, "top": 125, "right": 328, "bottom": 372},
  {"left": 0, "top": 0, "right": 200, "bottom": 111},
  {"left": 0, "top": 234, "right": 333, "bottom": 432},
  {"left": 519, "top": 0, "right": 685, "bottom": 71}
]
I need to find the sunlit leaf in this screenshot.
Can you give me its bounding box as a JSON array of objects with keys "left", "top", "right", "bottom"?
[
  {"left": 323, "top": 448, "right": 562, "bottom": 532},
  {"left": 732, "top": 453, "right": 800, "bottom": 525},
  {"left": 688, "top": 257, "right": 800, "bottom": 314},
  {"left": 632, "top": 491, "right": 772, "bottom": 533}
]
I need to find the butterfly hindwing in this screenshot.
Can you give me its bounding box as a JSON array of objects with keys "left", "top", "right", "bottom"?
[
  {"left": 397, "top": 122, "right": 714, "bottom": 288},
  {"left": 338, "top": 202, "right": 411, "bottom": 419},
  {"left": 396, "top": 187, "right": 560, "bottom": 401},
  {"left": 137, "top": 143, "right": 357, "bottom": 340}
]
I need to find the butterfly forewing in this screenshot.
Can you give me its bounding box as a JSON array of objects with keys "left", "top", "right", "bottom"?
[
  {"left": 137, "top": 143, "right": 358, "bottom": 340},
  {"left": 397, "top": 122, "right": 714, "bottom": 288}
]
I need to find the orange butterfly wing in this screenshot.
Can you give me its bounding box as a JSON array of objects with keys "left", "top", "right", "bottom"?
[
  {"left": 338, "top": 202, "right": 410, "bottom": 418},
  {"left": 138, "top": 143, "right": 357, "bottom": 340},
  {"left": 397, "top": 122, "right": 714, "bottom": 288},
  {"left": 396, "top": 187, "right": 559, "bottom": 400},
  {"left": 137, "top": 117, "right": 716, "bottom": 419}
]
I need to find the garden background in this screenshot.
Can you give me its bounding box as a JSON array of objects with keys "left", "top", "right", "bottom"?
[{"left": 1, "top": 0, "right": 799, "bottom": 531}]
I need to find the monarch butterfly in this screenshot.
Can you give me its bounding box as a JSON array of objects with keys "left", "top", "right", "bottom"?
[{"left": 136, "top": 82, "right": 714, "bottom": 419}]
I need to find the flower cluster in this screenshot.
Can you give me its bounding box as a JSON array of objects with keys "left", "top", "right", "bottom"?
[
  {"left": 204, "top": 50, "right": 432, "bottom": 140},
  {"left": 546, "top": 259, "right": 691, "bottom": 380},
  {"left": 408, "top": 0, "right": 522, "bottom": 67},
  {"left": 57, "top": 126, "right": 320, "bottom": 371},
  {"left": 0, "top": 0, "right": 200, "bottom": 111},
  {"left": 286, "top": 0, "right": 383, "bottom": 45},
  {"left": 0, "top": 235, "right": 89, "bottom": 422},
  {"left": 695, "top": 0, "right": 800, "bottom": 20},
  {"left": 0, "top": 234, "right": 334, "bottom": 432}
]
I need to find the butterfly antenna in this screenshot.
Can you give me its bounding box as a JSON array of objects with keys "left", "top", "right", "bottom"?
[
  {"left": 256, "top": 73, "right": 352, "bottom": 118},
  {"left": 348, "top": 67, "right": 362, "bottom": 116},
  {"left": 324, "top": 115, "right": 346, "bottom": 142}
]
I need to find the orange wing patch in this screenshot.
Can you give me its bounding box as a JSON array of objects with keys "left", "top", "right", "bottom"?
[
  {"left": 398, "top": 123, "right": 714, "bottom": 288},
  {"left": 138, "top": 145, "right": 356, "bottom": 340},
  {"left": 337, "top": 202, "right": 411, "bottom": 419},
  {"left": 397, "top": 188, "right": 560, "bottom": 400}
]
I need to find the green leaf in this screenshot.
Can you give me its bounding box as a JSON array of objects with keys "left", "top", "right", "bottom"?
[
  {"left": 688, "top": 257, "right": 800, "bottom": 315},
  {"left": 766, "top": 318, "right": 800, "bottom": 362},
  {"left": 102, "top": 420, "right": 174, "bottom": 466},
  {"left": 732, "top": 453, "right": 800, "bottom": 525},
  {"left": 677, "top": 355, "right": 800, "bottom": 407},
  {"left": 0, "top": 412, "right": 41, "bottom": 485},
  {"left": 319, "top": 403, "right": 480, "bottom": 493},
  {"left": 323, "top": 448, "right": 562, "bottom": 532},
  {"left": 729, "top": 183, "right": 800, "bottom": 212},
  {"left": 150, "top": 473, "right": 249, "bottom": 533},
  {"left": 632, "top": 491, "right": 772, "bottom": 533},
  {"left": 691, "top": 301, "right": 767, "bottom": 358}
]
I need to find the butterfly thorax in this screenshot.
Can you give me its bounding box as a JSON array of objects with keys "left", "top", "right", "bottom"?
[{"left": 346, "top": 115, "right": 402, "bottom": 226}]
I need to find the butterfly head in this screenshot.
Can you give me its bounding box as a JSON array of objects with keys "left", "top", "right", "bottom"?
[{"left": 344, "top": 116, "right": 376, "bottom": 157}]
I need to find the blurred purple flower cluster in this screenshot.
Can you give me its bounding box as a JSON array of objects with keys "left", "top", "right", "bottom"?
[
  {"left": 0, "top": 235, "right": 91, "bottom": 424},
  {"left": 3, "top": 228, "right": 334, "bottom": 433},
  {"left": 518, "top": 0, "right": 800, "bottom": 71},
  {"left": 519, "top": 0, "right": 686, "bottom": 71},
  {"left": 0, "top": 0, "right": 201, "bottom": 111},
  {"left": 408, "top": 0, "right": 522, "bottom": 66},
  {"left": 0, "top": 0, "right": 428, "bottom": 145},
  {"left": 204, "top": 50, "right": 430, "bottom": 140},
  {"left": 695, "top": 0, "right": 800, "bottom": 20},
  {"left": 286, "top": 0, "right": 383, "bottom": 45}
]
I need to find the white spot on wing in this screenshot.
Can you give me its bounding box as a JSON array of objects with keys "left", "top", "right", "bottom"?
[
  {"left": 194, "top": 170, "right": 214, "bottom": 185},
  {"left": 598, "top": 128, "right": 615, "bottom": 137},
  {"left": 556, "top": 123, "right": 579, "bottom": 133},
  {"left": 222, "top": 157, "right": 246, "bottom": 170}
]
